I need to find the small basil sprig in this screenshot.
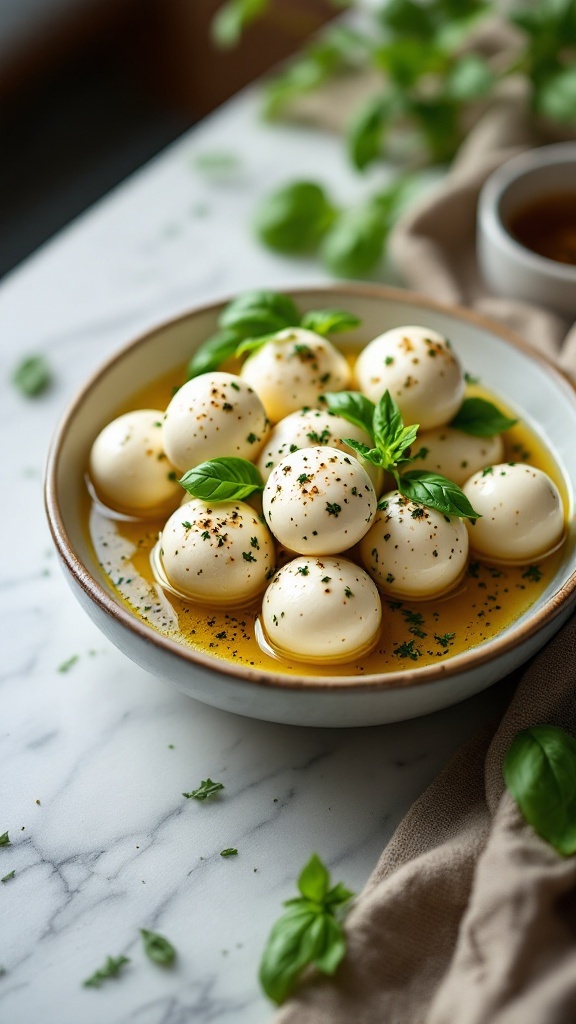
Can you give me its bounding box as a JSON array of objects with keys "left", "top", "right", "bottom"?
[
  {"left": 179, "top": 458, "right": 264, "bottom": 503},
  {"left": 504, "top": 725, "right": 576, "bottom": 857},
  {"left": 259, "top": 853, "right": 354, "bottom": 1005},
  {"left": 323, "top": 389, "right": 480, "bottom": 520},
  {"left": 187, "top": 289, "right": 362, "bottom": 377},
  {"left": 450, "top": 397, "right": 517, "bottom": 437}
]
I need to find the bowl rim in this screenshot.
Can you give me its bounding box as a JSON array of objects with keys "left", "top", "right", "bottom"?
[
  {"left": 478, "top": 142, "right": 576, "bottom": 283},
  {"left": 44, "top": 281, "right": 576, "bottom": 694}
]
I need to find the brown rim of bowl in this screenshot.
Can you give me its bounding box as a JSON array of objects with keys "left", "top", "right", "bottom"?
[{"left": 44, "top": 282, "right": 576, "bottom": 694}]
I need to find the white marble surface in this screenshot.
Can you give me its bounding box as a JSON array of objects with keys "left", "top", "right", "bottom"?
[{"left": 0, "top": 82, "right": 511, "bottom": 1023}]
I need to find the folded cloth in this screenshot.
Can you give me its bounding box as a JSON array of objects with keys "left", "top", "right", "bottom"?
[{"left": 271, "top": 56, "right": 576, "bottom": 1024}]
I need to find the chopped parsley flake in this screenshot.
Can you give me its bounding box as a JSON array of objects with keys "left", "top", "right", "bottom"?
[
  {"left": 250, "top": 536, "right": 260, "bottom": 549},
  {"left": 182, "top": 521, "right": 192, "bottom": 530},
  {"left": 246, "top": 433, "right": 258, "bottom": 444},
  {"left": 1, "top": 871, "right": 15, "bottom": 883},
  {"left": 0, "top": 833, "right": 9, "bottom": 846},
  {"left": 393, "top": 639, "right": 421, "bottom": 660},
  {"left": 297, "top": 565, "right": 309, "bottom": 575},
  {"left": 242, "top": 551, "right": 257, "bottom": 562},
  {"left": 522, "top": 565, "right": 543, "bottom": 583},
  {"left": 434, "top": 632, "right": 456, "bottom": 648},
  {"left": 325, "top": 502, "right": 341, "bottom": 517},
  {"left": 57, "top": 655, "right": 79, "bottom": 673},
  {"left": 220, "top": 848, "right": 238, "bottom": 858}
]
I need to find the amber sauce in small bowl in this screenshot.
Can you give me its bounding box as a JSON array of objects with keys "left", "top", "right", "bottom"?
[{"left": 508, "top": 192, "right": 576, "bottom": 266}]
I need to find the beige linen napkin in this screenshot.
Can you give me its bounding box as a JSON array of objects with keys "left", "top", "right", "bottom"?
[{"left": 271, "top": 38, "right": 576, "bottom": 1024}]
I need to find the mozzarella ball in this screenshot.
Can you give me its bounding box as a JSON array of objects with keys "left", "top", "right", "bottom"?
[
  {"left": 152, "top": 499, "right": 275, "bottom": 606},
  {"left": 257, "top": 407, "right": 382, "bottom": 491},
  {"left": 262, "top": 557, "right": 381, "bottom": 663},
  {"left": 89, "top": 409, "right": 182, "bottom": 517},
  {"left": 408, "top": 427, "right": 504, "bottom": 486},
  {"left": 354, "top": 325, "right": 465, "bottom": 430},
  {"left": 462, "top": 463, "right": 565, "bottom": 563},
  {"left": 360, "top": 491, "right": 469, "bottom": 599},
  {"left": 162, "top": 372, "right": 268, "bottom": 473},
  {"left": 263, "top": 447, "right": 377, "bottom": 555},
  {"left": 240, "top": 328, "right": 350, "bottom": 422}
]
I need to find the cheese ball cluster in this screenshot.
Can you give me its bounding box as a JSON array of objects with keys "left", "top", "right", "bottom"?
[{"left": 88, "top": 313, "right": 566, "bottom": 669}]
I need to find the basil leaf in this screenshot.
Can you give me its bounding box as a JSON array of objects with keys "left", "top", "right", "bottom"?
[
  {"left": 187, "top": 330, "right": 240, "bottom": 379},
  {"left": 444, "top": 55, "right": 494, "bottom": 102},
  {"left": 504, "top": 726, "right": 576, "bottom": 856},
  {"left": 235, "top": 333, "right": 276, "bottom": 358},
  {"left": 12, "top": 355, "right": 52, "bottom": 397},
  {"left": 311, "top": 914, "right": 347, "bottom": 975},
  {"left": 259, "top": 905, "right": 322, "bottom": 1005},
  {"left": 320, "top": 206, "right": 387, "bottom": 278},
  {"left": 219, "top": 307, "right": 292, "bottom": 339},
  {"left": 398, "top": 470, "right": 481, "bottom": 520},
  {"left": 140, "top": 929, "right": 176, "bottom": 966},
  {"left": 179, "top": 458, "right": 264, "bottom": 502},
  {"left": 322, "top": 391, "right": 375, "bottom": 439},
  {"left": 347, "top": 93, "right": 395, "bottom": 171},
  {"left": 536, "top": 66, "right": 576, "bottom": 123},
  {"left": 254, "top": 182, "right": 338, "bottom": 253},
  {"left": 211, "top": 0, "right": 269, "bottom": 48},
  {"left": 297, "top": 853, "right": 329, "bottom": 903},
  {"left": 300, "top": 309, "right": 361, "bottom": 336},
  {"left": 373, "top": 391, "right": 419, "bottom": 465},
  {"left": 259, "top": 853, "right": 355, "bottom": 1005},
  {"left": 450, "top": 397, "right": 517, "bottom": 437},
  {"left": 220, "top": 289, "right": 300, "bottom": 327},
  {"left": 324, "top": 882, "right": 355, "bottom": 908},
  {"left": 344, "top": 439, "right": 384, "bottom": 466}
]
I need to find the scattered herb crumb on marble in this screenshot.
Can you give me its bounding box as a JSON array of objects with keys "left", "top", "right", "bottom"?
[
  {"left": 83, "top": 955, "right": 130, "bottom": 988},
  {"left": 182, "top": 778, "right": 225, "bottom": 800}
]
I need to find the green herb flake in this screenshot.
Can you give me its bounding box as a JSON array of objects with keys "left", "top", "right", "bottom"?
[
  {"left": 434, "top": 632, "right": 456, "bottom": 649},
  {"left": 83, "top": 955, "right": 130, "bottom": 988},
  {"left": 242, "top": 551, "right": 257, "bottom": 562},
  {"left": 57, "top": 655, "right": 79, "bottom": 673},
  {"left": 325, "top": 502, "right": 342, "bottom": 517},
  {"left": 220, "top": 848, "right": 239, "bottom": 858},
  {"left": 183, "top": 778, "right": 224, "bottom": 801},
  {"left": 1, "top": 871, "right": 15, "bottom": 883},
  {"left": 12, "top": 355, "right": 52, "bottom": 397},
  {"left": 297, "top": 565, "right": 309, "bottom": 576},
  {"left": 140, "top": 929, "right": 176, "bottom": 966},
  {"left": 393, "top": 639, "right": 421, "bottom": 661},
  {"left": 522, "top": 565, "right": 543, "bottom": 583},
  {"left": 0, "top": 833, "right": 10, "bottom": 847}
]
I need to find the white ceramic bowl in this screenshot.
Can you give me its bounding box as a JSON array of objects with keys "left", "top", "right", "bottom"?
[
  {"left": 45, "top": 285, "right": 576, "bottom": 727},
  {"left": 477, "top": 142, "right": 576, "bottom": 316}
]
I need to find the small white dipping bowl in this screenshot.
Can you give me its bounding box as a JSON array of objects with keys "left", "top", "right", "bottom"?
[
  {"left": 477, "top": 143, "right": 576, "bottom": 317},
  {"left": 45, "top": 285, "right": 576, "bottom": 727}
]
